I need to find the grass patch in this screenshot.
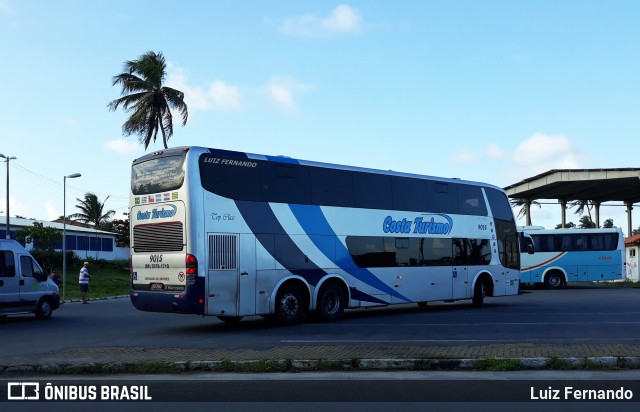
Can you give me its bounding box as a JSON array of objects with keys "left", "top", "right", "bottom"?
[
  {"left": 54, "top": 259, "right": 130, "bottom": 301},
  {"left": 476, "top": 358, "right": 522, "bottom": 371},
  {"left": 600, "top": 280, "right": 640, "bottom": 288}
]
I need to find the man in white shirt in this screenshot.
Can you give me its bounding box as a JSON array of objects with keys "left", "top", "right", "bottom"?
[{"left": 79, "top": 262, "right": 91, "bottom": 304}]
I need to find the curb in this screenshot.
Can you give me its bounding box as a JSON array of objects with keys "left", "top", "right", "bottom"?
[{"left": 2, "top": 356, "right": 640, "bottom": 375}]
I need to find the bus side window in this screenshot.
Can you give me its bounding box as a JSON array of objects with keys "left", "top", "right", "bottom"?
[
  {"left": 559, "top": 235, "right": 571, "bottom": 251},
  {"left": 574, "top": 235, "right": 588, "bottom": 251}
]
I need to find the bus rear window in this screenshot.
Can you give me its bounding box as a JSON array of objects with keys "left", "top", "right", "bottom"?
[{"left": 132, "top": 156, "right": 185, "bottom": 195}]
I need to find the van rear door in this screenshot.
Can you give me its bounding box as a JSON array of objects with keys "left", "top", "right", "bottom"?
[{"left": 0, "top": 250, "right": 19, "bottom": 313}]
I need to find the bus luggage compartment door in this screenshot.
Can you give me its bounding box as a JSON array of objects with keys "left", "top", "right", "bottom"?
[{"left": 206, "top": 233, "right": 256, "bottom": 317}]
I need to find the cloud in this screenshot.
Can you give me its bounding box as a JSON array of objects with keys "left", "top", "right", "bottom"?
[
  {"left": 166, "top": 63, "right": 241, "bottom": 111},
  {"left": 208, "top": 81, "right": 241, "bottom": 110},
  {"left": 1, "top": 196, "right": 27, "bottom": 218},
  {"left": 44, "top": 201, "right": 60, "bottom": 221},
  {"left": 454, "top": 143, "right": 505, "bottom": 165},
  {"left": 453, "top": 150, "right": 475, "bottom": 165},
  {"left": 265, "top": 76, "right": 313, "bottom": 113},
  {"left": 279, "top": 4, "right": 362, "bottom": 37},
  {"left": 58, "top": 117, "right": 79, "bottom": 127},
  {"left": 103, "top": 138, "right": 142, "bottom": 155},
  {"left": 0, "top": 1, "right": 12, "bottom": 14},
  {"left": 485, "top": 143, "right": 505, "bottom": 159},
  {"left": 513, "top": 132, "right": 586, "bottom": 175},
  {"left": 449, "top": 133, "right": 588, "bottom": 186}
]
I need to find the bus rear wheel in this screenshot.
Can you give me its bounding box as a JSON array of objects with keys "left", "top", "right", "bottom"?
[
  {"left": 472, "top": 281, "right": 485, "bottom": 308},
  {"left": 316, "top": 282, "right": 345, "bottom": 322},
  {"left": 274, "top": 284, "right": 306, "bottom": 326}
]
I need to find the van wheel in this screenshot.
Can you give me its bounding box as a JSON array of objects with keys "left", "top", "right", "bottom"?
[
  {"left": 316, "top": 282, "right": 345, "bottom": 322},
  {"left": 35, "top": 298, "right": 53, "bottom": 320},
  {"left": 274, "top": 284, "right": 305, "bottom": 325},
  {"left": 472, "top": 280, "right": 485, "bottom": 308}
]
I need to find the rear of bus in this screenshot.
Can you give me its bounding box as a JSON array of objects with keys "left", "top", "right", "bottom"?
[{"left": 129, "top": 147, "right": 204, "bottom": 314}]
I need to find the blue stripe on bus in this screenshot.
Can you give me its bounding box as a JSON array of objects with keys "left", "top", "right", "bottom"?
[
  {"left": 350, "top": 288, "right": 390, "bottom": 305},
  {"left": 206, "top": 148, "right": 250, "bottom": 158},
  {"left": 234, "top": 200, "right": 391, "bottom": 305},
  {"left": 288, "top": 203, "right": 411, "bottom": 302},
  {"left": 265, "top": 156, "right": 299, "bottom": 164}
]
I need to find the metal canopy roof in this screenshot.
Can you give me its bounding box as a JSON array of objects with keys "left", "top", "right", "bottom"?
[
  {"left": 504, "top": 168, "right": 640, "bottom": 234},
  {"left": 504, "top": 168, "right": 640, "bottom": 204}
]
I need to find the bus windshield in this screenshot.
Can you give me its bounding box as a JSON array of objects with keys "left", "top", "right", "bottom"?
[{"left": 132, "top": 155, "right": 186, "bottom": 195}]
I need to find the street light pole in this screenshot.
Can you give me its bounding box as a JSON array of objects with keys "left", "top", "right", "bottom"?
[
  {"left": 0, "top": 154, "right": 17, "bottom": 239},
  {"left": 62, "top": 172, "right": 81, "bottom": 301}
]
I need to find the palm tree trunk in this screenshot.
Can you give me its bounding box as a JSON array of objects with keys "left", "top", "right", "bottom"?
[{"left": 160, "top": 121, "right": 168, "bottom": 149}]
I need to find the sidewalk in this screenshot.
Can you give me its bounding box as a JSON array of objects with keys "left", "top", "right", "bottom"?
[{"left": 3, "top": 342, "right": 640, "bottom": 374}]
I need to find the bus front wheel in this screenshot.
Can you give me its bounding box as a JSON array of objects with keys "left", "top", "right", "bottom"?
[
  {"left": 275, "top": 284, "right": 306, "bottom": 325},
  {"left": 544, "top": 272, "right": 564, "bottom": 289}
]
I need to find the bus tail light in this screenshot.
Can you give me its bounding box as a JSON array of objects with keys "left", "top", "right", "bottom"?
[{"left": 186, "top": 254, "right": 198, "bottom": 284}]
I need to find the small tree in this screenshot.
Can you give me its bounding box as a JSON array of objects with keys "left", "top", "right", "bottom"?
[
  {"left": 101, "top": 218, "right": 130, "bottom": 247},
  {"left": 14, "top": 222, "right": 62, "bottom": 250},
  {"left": 603, "top": 219, "right": 615, "bottom": 228}
]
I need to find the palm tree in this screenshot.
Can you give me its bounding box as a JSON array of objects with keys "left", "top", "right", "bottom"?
[
  {"left": 68, "top": 193, "right": 116, "bottom": 229},
  {"left": 509, "top": 198, "right": 541, "bottom": 225},
  {"left": 555, "top": 222, "right": 576, "bottom": 229},
  {"left": 108, "top": 51, "right": 188, "bottom": 150},
  {"left": 578, "top": 215, "right": 596, "bottom": 228},
  {"left": 570, "top": 200, "right": 593, "bottom": 220}
]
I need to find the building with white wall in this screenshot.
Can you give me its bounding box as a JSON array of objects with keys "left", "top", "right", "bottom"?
[
  {"left": 624, "top": 234, "right": 640, "bottom": 282},
  {"left": 0, "top": 215, "right": 129, "bottom": 260}
]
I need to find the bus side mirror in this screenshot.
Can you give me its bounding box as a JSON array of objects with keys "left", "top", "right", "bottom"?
[
  {"left": 519, "top": 232, "right": 535, "bottom": 254},
  {"left": 526, "top": 241, "right": 535, "bottom": 254}
]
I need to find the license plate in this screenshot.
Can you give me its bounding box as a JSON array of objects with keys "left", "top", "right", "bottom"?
[{"left": 150, "top": 283, "right": 164, "bottom": 290}]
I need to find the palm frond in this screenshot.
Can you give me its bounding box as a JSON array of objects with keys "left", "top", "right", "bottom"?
[{"left": 109, "top": 51, "right": 188, "bottom": 150}]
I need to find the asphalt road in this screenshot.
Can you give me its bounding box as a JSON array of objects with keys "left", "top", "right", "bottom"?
[
  {"left": 3, "top": 286, "right": 640, "bottom": 411},
  {"left": 2, "top": 284, "right": 640, "bottom": 365}
]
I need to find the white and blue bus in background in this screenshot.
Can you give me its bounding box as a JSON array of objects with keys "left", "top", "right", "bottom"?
[
  {"left": 129, "top": 146, "right": 533, "bottom": 325},
  {"left": 519, "top": 226, "right": 625, "bottom": 289}
]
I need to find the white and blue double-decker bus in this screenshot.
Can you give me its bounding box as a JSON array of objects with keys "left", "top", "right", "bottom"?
[
  {"left": 129, "top": 146, "right": 531, "bottom": 324},
  {"left": 519, "top": 227, "right": 625, "bottom": 288}
]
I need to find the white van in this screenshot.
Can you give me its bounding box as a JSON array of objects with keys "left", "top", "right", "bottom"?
[{"left": 0, "top": 239, "right": 61, "bottom": 319}]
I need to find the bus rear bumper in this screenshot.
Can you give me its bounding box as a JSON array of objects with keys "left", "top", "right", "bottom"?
[{"left": 130, "top": 278, "right": 205, "bottom": 315}]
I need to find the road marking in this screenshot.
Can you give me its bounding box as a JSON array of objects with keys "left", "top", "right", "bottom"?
[
  {"left": 282, "top": 337, "right": 640, "bottom": 343},
  {"left": 298, "top": 321, "right": 640, "bottom": 327}
]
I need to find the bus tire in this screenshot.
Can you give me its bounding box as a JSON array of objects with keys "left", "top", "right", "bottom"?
[
  {"left": 316, "top": 282, "right": 345, "bottom": 322},
  {"left": 35, "top": 298, "right": 53, "bottom": 320},
  {"left": 544, "top": 272, "right": 564, "bottom": 289},
  {"left": 274, "top": 284, "right": 306, "bottom": 326},
  {"left": 472, "top": 280, "right": 485, "bottom": 308}
]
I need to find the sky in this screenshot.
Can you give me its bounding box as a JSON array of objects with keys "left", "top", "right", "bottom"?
[{"left": 0, "top": 0, "right": 639, "bottom": 234}]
